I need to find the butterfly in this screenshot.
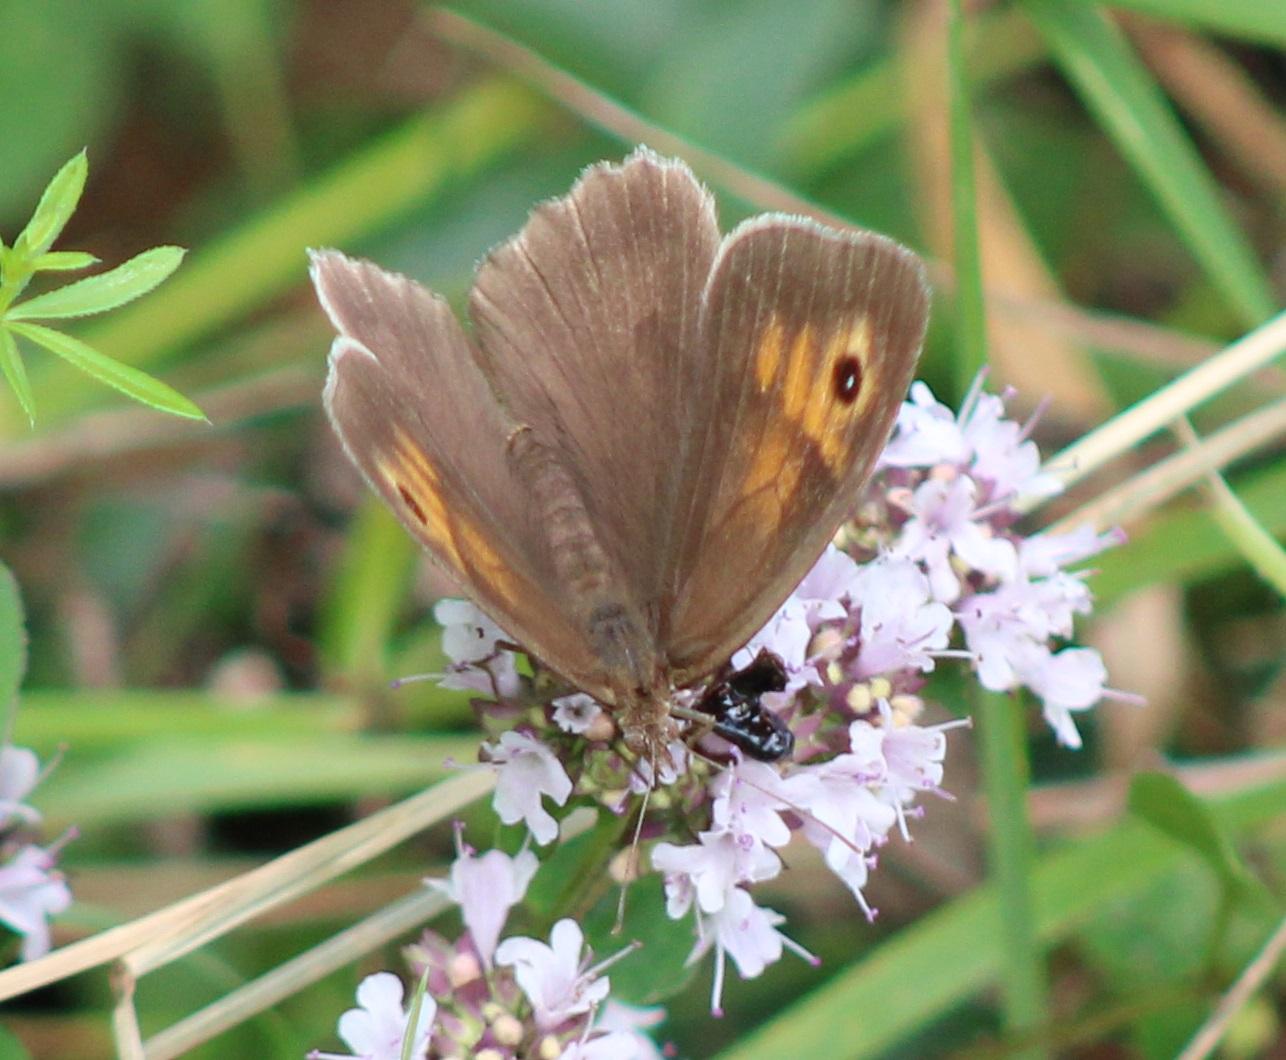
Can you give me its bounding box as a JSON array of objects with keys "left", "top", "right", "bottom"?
[{"left": 311, "top": 147, "right": 928, "bottom": 764}]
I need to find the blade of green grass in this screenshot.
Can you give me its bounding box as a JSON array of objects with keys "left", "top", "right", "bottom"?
[
  {"left": 1093, "top": 461, "right": 1286, "bottom": 605},
  {"left": 1022, "top": 0, "right": 1276, "bottom": 328},
  {"left": 1198, "top": 460, "right": 1286, "bottom": 598},
  {"left": 13, "top": 690, "right": 365, "bottom": 749},
  {"left": 316, "top": 498, "right": 420, "bottom": 685},
  {"left": 948, "top": 4, "right": 1048, "bottom": 1049},
  {"left": 779, "top": 6, "right": 1047, "bottom": 176},
  {"left": 0, "top": 562, "right": 26, "bottom": 716},
  {"left": 715, "top": 769, "right": 1286, "bottom": 1059},
  {"left": 1088, "top": 0, "right": 1286, "bottom": 48},
  {"left": 37, "top": 733, "right": 481, "bottom": 827}
]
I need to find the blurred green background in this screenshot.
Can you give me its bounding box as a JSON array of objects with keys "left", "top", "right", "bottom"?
[{"left": 0, "top": 1, "right": 1282, "bottom": 1057}]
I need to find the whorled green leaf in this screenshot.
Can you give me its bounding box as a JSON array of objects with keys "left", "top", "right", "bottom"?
[
  {"left": 31, "top": 250, "right": 98, "bottom": 272},
  {"left": 14, "top": 149, "right": 87, "bottom": 258},
  {"left": 1127, "top": 772, "right": 1266, "bottom": 903},
  {"left": 0, "top": 562, "right": 26, "bottom": 714},
  {"left": 7, "top": 246, "right": 185, "bottom": 321},
  {"left": 6, "top": 320, "right": 205, "bottom": 420},
  {"left": 1023, "top": 0, "right": 1276, "bottom": 328},
  {"left": 0, "top": 328, "right": 35, "bottom": 426}
]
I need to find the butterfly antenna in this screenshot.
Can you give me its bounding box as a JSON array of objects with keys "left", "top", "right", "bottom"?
[{"left": 614, "top": 752, "right": 655, "bottom": 935}]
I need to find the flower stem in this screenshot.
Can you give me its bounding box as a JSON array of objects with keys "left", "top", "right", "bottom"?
[
  {"left": 947, "top": 0, "right": 987, "bottom": 396},
  {"left": 978, "top": 688, "right": 1050, "bottom": 1056}
]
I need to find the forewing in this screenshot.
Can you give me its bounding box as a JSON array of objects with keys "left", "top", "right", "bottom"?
[
  {"left": 311, "top": 250, "right": 609, "bottom": 694},
  {"left": 468, "top": 148, "right": 721, "bottom": 629},
  {"left": 664, "top": 217, "right": 929, "bottom": 684}
]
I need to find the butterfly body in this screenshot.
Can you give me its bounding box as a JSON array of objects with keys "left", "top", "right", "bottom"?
[{"left": 313, "top": 148, "right": 928, "bottom": 763}]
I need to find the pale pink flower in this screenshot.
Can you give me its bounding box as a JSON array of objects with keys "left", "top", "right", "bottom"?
[
  {"left": 709, "top": 760, "right": 793, "bottom": 849},
  {"left": 495, "top": 918, "right": 611, "bottom": 1029},
  {"left": 1025, "top": 647, "right": 1108, "bottom": 749},
  {"left": 652, "top": 830, "right": 781, "bottom": 916},
  {"left": 879, "top": 381, "right": 972, "bottom": 468},
  {"left": 433, "top": 598, "right": 520, "bottom": 698},
  {"left": 688, "top": 887, "right": 814, "bottom": 1016},
  {"left": 734, "top": 546, "right": 859, "bottom": 690},
  {"left": 426, "top": 835, "right": 538, "bottom": 966},
  {"left": 552, "top": 693, "right": 604, "bottom": 735},
  {"left": 311, "top": 972, "right": 434, "bottom": 1060},
  {"left": 850, "top": 556, "right": 953, "bottom": 678},
  {"left": 894, "top": 476, "right": 1017, "bottom": 602},
  {"left": 0, "top": 746, "right": 42, "bottom": 830},
  {"left": 0, "top": 844, "right": 71, "bottom": 960},
  {"left": 960, "top": 390, "right": 1060, "bottom": 502},
  {"left": 483, "top": 731, "right": 573, "bottom": 845},
  {"left": 593, "top": 1000, "right": 665, "bottom": 1060}
]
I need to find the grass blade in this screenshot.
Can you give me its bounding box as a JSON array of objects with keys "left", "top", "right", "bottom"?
[
  {"left": 1022, "top": 0, "right": 1275, "bottom": 328},
  {"left": 1093, "top": 0, "right": 1286, "bottom": 47},
  {"left": 0, "top": 561, "right": 26, "bottom": 716}
]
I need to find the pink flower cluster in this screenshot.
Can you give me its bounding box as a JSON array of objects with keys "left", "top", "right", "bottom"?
[
  {"left": 311, "top": 834, "right": 663, "bottom": 1060},
  {"left": 426, "top": 378, "right": 1127, "bottom": 1012},
  {"left": 0, "top": 744, "right": 72, "bottom": 962}
]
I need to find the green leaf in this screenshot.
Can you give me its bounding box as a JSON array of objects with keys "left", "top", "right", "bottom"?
[
  {"left": 582, "top": 874, "right": 698, "bottom": 1007},
  {"left": 31, "top": 250, "right": 99, "bottom": 272},
  {"left": 0, "top": 562, "right": 27, "bottom": 713},
  {"left": 6, "top": 320, "right": 205, "bottom": 420},
  {"left": 7, "top": 246, "right": 185, "bottom": 320},
  {"left": 1127, "top": 772, "right": 1265, "bottom": 902},
  {"left": 15, "top": 149, "right": 88, "bottom": 258},
  {"left": 1022, "top": 1, "right": 1276, "bottom": 328},
  {"left": 0, "top": 328, "right": 35, "bottom": 427},
  {"left": 2, "top": 77, "right": 550, "bottom": 432}
]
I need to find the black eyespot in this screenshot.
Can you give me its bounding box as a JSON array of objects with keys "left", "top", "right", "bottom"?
[
  {"left": 833, "top": 355, "right": 863, "bottom": 405},
  {"left": 397, "top": 484, "right": 427, "bottom": 524}
]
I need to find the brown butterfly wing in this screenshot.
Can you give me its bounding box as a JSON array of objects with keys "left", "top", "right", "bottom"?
[
  {"left": 468, "top": 148, "right": 722, "bottom": 635},
  {"left": 662, "top": 216, "right": 930, "bottom": 685},
  {"left": 311, "top": 250, "right": 611, "bottom": 696}
]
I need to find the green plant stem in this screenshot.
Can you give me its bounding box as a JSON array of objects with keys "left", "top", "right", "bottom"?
[
  {"left": 947, "top": 0, "right": 987, "bottom": 396},
  {"left": 978, "top": 689, "right": 1050, "bottom": 1055},
  {"left": 947, "top": 6, "right": 1049, "bottom": 1045}
]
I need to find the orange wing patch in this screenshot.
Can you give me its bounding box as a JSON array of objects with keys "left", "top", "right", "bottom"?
[
  {"left": 741, "top": 312, "right": 875, "bottom": 488},
  {"left": 753, "top": 315, "right": 785, "bottom": 392},
  {"left": 377, "top": 428, "right": 514, "bottom": 601}
]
